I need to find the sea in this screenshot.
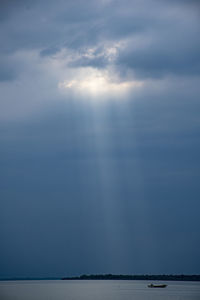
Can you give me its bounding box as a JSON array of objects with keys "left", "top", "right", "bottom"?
[{"left": 0, "top": 280, "right": 200, "bottom": 300}]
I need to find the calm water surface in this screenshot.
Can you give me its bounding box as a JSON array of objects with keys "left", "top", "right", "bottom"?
[{"left": 0, "top": 280, "right": 200, "bottom": 300}]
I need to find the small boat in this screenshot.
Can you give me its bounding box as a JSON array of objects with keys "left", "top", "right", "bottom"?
[{"left": 148, "top": 283, "right": 167, "bottom": 288}]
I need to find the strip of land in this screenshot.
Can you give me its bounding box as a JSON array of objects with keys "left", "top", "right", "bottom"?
[
  {"left": 62, "top": 274, "right": 200, "bottom": 281},
  {"left": 1, "top": 274, "right": 200, "bottom": 281}
]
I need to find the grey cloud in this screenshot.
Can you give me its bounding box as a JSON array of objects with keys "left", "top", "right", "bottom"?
[
  {"left": 40, "top": 46, "right": 60, "bottom": 57},
  {"left": 0, "top": 0, "right": 103, "bottom": 55},
  {"left": 0, "top": 59, "right": 17, "bottom": 82},
  {"left": 0, "top": 53, "right": 24, "bottom": 82},
  {"left": 1, "top": 0, "right": 200, "bottom": 80},
  {"left": 162, "top": 0, "right": 200, "bottom": 8},
  {"left": 117, "top": 39, "right": 200, "bottom": 79},
  {"left": 68, "top": 56, "right": 108, "bottom": 69},
  {"left": 0, "top": 0, "right": 35, "bottom": 22},
  {"left": 115, "top": 10, "right": 200, "bottom": 79},
  {"left": 67, "top": 46, "right": 110, "bottom": 68}
]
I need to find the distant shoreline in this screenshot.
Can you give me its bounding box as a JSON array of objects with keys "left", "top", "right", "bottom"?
[
  {"left": 63, "top": 274, "right": 200, "bottom": 281},
  {"left": 1, "top": 274, "right": 200, "bottom": 282}
]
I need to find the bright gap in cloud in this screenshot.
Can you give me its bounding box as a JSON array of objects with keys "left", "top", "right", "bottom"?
[{"left": 58, "top": 68, "right": 143, "bottom": 99}]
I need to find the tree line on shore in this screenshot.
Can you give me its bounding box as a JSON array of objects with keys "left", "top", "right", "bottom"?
[{"left": 62, "top": 274, "right": 200, "bottom": 281}]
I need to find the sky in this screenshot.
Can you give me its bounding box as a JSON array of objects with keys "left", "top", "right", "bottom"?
[{"left": 0, "top": 0, "right": 200, "bottom": 278}]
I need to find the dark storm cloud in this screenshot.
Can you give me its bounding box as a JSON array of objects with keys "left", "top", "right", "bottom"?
[
  {"left": 117, "top": 31, "right": 200, "bottom": 79},
  {"left": 0, "top": 0, "right": 103, "bottom": 54},
  {"left": 40, "top": 46, "right": 61, "bottom": 57},
  {"left": 115, "top": 8, "right": 200, "bottom": 78},
  {"left": 162, "top": 0, "right": 200, "bottom": 8},
  {"left": 0, "top": 0, "right": 34, "bottom": 22},
  {"left": 67, "top": 45, "right": 109, "bottom": 69},
  {"left": 1, "top": 0, "right": 199, "bottom": 79}
]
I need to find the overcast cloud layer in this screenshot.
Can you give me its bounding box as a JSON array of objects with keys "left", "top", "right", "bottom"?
[{"left": 0, "top": 0, "right": 200, "bottom": 278}]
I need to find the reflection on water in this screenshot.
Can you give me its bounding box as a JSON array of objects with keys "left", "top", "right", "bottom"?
[{"left": 0, "top": 280, "right": 200, "bottom": 300}]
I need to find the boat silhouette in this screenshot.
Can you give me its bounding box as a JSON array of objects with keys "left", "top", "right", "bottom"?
[{"left": 148, "top": 283, "right": 167, "bottom": 288}]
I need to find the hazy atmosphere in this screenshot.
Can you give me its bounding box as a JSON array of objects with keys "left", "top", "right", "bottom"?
[{"left": 0, "top": 0, "right": 200, "bottom": 278}]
